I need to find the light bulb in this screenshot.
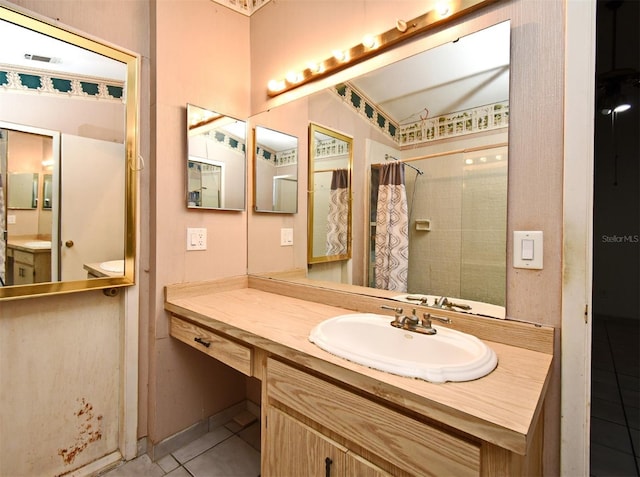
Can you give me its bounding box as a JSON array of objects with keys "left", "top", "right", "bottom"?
[
  {"left": 285, "top": 71, "right": 303, "bottom": 84},
  {"left": 362, "top": 35, "right": 377, "bottom": 49},
  {"left": 436, "top": 2, "right": 451, "bottom": 17},
  {"left": 613, "top": 103, "right": 631, "bottom": 113},
  {"left": 332, "top": 50, "right": 346, "bottom": 62},
  {"left": 267, "top": 79, "right": 285, "bottom": 93}
]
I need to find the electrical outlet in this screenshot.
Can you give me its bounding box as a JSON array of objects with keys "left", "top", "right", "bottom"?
[
  {"left": 187, "top": 227, "right": 207, "bottom": 250},
  {"left": 280, "top": 228, "right": 293, "bottom": 246},
  {"left": 7, "top": 215, "right": 16, "bottom": 225}
]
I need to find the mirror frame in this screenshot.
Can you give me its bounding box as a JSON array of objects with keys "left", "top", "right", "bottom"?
[
  {"left": 307, "top": 123, "right": 353, "bottom": 264},
  {"left": 0, "top": 5, "right": 138, "bottom": 300}
]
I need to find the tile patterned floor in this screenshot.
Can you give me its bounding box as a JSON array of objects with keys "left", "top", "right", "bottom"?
[
  {"left": 101, "top": 418, "right": 260, "bottom": 477},
  {"left": 591, "top": 315, "right": 640, "bottom": 476}
]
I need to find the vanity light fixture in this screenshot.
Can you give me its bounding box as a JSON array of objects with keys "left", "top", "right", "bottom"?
[{"left": 266, "top": 0, "right": 499, "bottom": 97}]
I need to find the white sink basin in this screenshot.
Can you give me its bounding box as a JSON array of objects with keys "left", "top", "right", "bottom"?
[
  {"left": 309, "top": 313, "right": 498, "bottom": 383},
  {"left": 100, "top": 260, "right": 124, "bottom": 274},
  {"left": 24, "top": 240, "right": 51, "bottom": 249}
]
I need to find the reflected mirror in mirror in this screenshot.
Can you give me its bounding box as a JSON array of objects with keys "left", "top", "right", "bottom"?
[
  {"left": 254, "top": 126, "right": 298, "bottom": 213},
  {"left": 187, "top": 104, "right": 246, "bottom": 211},
  {"left": 308, "top": 123, "right": 352, "bottom": 264},
  {"left": 7, "top": 172, "right": 38, "bottom": 209},
  {"left": 0, "top": 6, "right": 138, "bottom": 299},
  {"left": 249, "top": 21, "right": 510, "bottom": 318}
]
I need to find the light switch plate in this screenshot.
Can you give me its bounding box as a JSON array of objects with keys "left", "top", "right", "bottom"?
[
  {"left": 280, "top": 228, "right": 293, "bottom": 246},
  {"left": 187, "top": 227, "right": 207, "bottom": 250},
  {"left": 513, "top": 231, "right": 543, "bottom": 269}
]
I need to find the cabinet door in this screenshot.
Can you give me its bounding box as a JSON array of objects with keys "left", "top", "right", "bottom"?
[
  {"left": 264, "top": 406, "right": 345, "bottom": 477},
  {"left": 13, "top": 262, "right": 34, "bottom": 285},
  {"left": 345, "top": 453, "right": 394, "bottom": 477}
]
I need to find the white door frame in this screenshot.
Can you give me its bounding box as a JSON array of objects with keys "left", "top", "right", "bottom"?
[{"left": 561, "top": 1, "right": 597, "bottom": 474}]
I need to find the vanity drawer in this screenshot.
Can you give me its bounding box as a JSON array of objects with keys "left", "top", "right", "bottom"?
[
  {"left": 13, "top": 249, "right": 35, "bottom": 266},
  {"left": 267, "top": 358, "right": 480, "bottom": 476},
  {"left": 170, "top": 315, "right": 252, "bottom": 376}
]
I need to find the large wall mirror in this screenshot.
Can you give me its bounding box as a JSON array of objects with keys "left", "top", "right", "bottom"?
[
  {"left": 248, "top": 20, "right": 510, "bottom": 319},
  {"left": 253, "top": 126, "right": 298, "bottom": 213},
  {"left": 187, "top": 104, "right": 246, "bottom": 211},
  {"left": 308, "top": 123, "right": 352, "bottom": 264},
  {"left": 0, "top": 6, "right": 138, "bottom": 299}
]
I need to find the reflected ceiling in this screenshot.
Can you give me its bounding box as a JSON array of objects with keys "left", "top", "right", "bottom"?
[
  {"left": 349, "top": 21, "right": 510, "bottom": 124},
  {"left": 0, "top": 18, "right": 125, "bottom": 81}
]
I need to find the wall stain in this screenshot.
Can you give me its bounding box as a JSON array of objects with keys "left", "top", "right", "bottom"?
[{"left": 57, "top": 398, "right": 103, "bottom": 466}]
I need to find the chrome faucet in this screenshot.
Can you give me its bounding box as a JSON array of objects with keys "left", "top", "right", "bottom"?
[
  {"left": 434, "top": 296, "right": 472, "bottom": 311},
  {"left": 381, "top": 305, "right": 451, "bottom": 335}
]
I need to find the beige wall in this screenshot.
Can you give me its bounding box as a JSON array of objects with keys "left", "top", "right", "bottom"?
[
  {"left": 148, "top": 0, "right": 251, "bottom": 443},
  {"left": 248, "top": 1, "right": 565, "bottom": 474}
]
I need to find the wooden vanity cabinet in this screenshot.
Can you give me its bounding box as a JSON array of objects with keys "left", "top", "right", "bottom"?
[
  {"left": 9, "top": 247, "right": 51, "bottom": 285},
  {"left": 265, "top": 406, "right": 392, "bottom": 477},
  {"left": 263, "top": 357, "right": 482, "bottom": 477}
]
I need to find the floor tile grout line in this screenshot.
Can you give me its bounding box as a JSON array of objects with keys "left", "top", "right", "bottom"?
[{"left": 170, "top": 422, "right": 260, "bottom": 475}]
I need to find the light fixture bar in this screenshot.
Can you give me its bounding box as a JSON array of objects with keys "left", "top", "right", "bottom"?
[{"left": 267, "top": 0, "right": 500, "bottom": 97}]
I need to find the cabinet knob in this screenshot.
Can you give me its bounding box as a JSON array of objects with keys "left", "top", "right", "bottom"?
[{"left": 65, "top": 240, "right": 74, "bottom": 248}]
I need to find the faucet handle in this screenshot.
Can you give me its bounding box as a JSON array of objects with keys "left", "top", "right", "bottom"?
[
  {"left": 381, "top": 305, "right": 403, "bottom": 315},
  {"left": 421, "top": 312, "right": 452, "bottom": 328}
]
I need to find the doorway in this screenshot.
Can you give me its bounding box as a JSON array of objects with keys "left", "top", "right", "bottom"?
[{"left": 590, "top": 1, "right": 640, "bottom": 475}]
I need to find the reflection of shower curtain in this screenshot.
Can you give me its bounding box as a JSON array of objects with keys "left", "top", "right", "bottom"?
[
  {"left": 375, "top": 162, "right": 409, "bottom": 291},
  {"left": 0, "top": 173, "right": 5, "bottom": 286},
  {"left": 326, "top": 169, "right": 349, "bottom": 255},
  {"left": 0, "top": 130, "right": 6, "bottom": 286}
]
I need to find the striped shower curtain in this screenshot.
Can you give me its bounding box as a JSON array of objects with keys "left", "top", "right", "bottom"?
[
  {"left": 0, "top": 173, "right": 4, "bottom": 286},
  {"left": 375, "top": 162, "right": 409, "bottom": 291},
  {"left": 325, "top": 169, "right": 349, "bottom": 256}
]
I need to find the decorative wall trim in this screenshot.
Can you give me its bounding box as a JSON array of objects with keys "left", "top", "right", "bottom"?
[
  {"left": 0, "top": 64, "right": 124, "bottom": 102},
  {"left": 333, "top": 82, "right": 509, "bottom": 147},
  {"left": 205, "top": 129, "right": 246, "bottom": 155},
  {"left": 314, "top": 137, "right": 350, "bottom": 160},
  {"left": 335, "top": 83, "right": 399, "bottom": 141},
  {"left": 257, "top": 146, "right": 297, "bottom": 167},
  {"left": 210, "top": 0, "right": 271, "bottom": 16},
  {"left": 398, "top": 102, "right": 509, "bottom": 146}
]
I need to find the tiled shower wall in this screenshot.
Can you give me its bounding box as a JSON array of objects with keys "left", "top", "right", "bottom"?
[{"left": 404, "top": 145, "right": 507, "bottom": 306}]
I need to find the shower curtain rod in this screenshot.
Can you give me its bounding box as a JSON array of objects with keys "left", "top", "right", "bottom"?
[
  {"left": 400, "top": 141, "right": 509, "bottom": 163},
  {"left": 384, "top": 154, "right": 424, "bottom": 175}
]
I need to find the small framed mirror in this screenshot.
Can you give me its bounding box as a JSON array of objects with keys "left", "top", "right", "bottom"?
[
  {"left": 7, "top": 172, "right": 38, "bottom": 209},
  {"left": 254, "top": 126, "right": 298, "bottom": 213},
  {"left": 186, "top": 104, "right": 246, "bottom": 211},
  {"left": 308, "top": 123, "right": 352, "bottom": 264}
]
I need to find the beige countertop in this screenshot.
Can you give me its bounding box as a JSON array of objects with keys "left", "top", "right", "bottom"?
[
  {"left": 7, "top": 238, "right": 52, "bottom": 253},
  {"left": 165, "top": 277, "right": 554, "bottom": 456}
]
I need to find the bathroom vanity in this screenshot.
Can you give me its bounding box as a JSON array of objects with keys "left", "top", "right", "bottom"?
[
  {"left": 6, "top": 239, "right": 52, "bottom": 285},
  {"left": 165, "top": 275, "right": 554, "bottom": 476}
]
